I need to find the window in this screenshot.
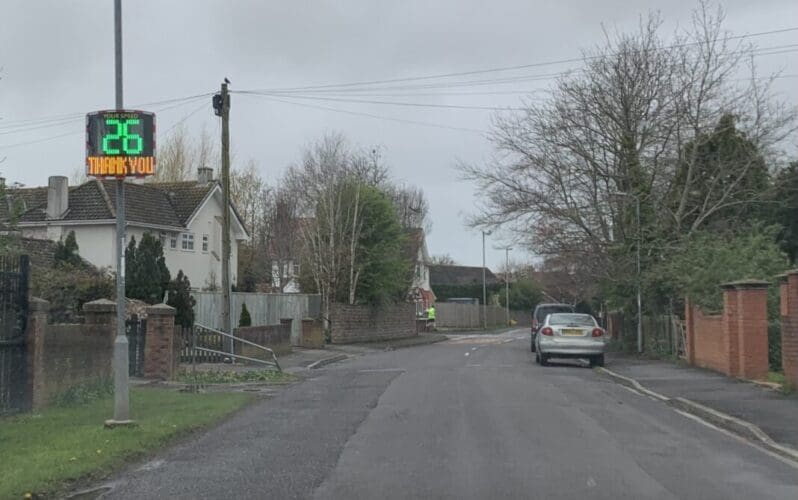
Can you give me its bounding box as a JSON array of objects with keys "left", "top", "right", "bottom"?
[
  {"left": 159, "top": 232, "right": 167, "bottom": 248},
  {"left": 170, "top": 235, "right": 177, "bottom": 250},
  {"left": 293, "top": 262, "right": 300, "bottom": 277},
  {"left": 202, "top": 234, "right": 209, "bottom": 252},
  {"left": 181, "top": 233, "right": 194, "bottom": 251}
]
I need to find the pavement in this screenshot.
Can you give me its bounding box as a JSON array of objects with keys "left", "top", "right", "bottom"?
[
  {"left": 600, "top": 353, "right": 798, "bottom": 450},
  {"left": 84, "top": 328, "right": 798, "bottom": 499},
  {"left": 181, "top": 333, "right": 449, "bottom": 375}
]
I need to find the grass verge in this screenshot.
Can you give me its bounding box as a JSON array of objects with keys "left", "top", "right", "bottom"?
[
  {"left": 0, "top": 387, "right": 252, "bottom": 499},
  {"left": 176, "top": 368, "right": 297, "bottom": 385},
  {"left": 767, "top": 371, "right": 786, "bottom": 385}
]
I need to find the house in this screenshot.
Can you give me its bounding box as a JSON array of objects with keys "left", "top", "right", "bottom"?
[
  {"left": 1, "top": 168, "right": 249, "bottom": 290},
  {"left": 404, "top": 228, "right": 436, "bottom": 315},
  {"left": 429, "top": 264, "right": 500, "bottom": 303}
]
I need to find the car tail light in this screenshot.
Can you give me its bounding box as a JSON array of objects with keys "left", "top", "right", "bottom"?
[
  {"left": 592, "top": 328, "right": 604, "bottom": 337},
  {"left": 541, "top": 327, "right": 554, "bottom": 336}
]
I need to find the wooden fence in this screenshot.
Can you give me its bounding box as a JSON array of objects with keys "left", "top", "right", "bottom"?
[{"left": 192, "top": 292, "right": 321, "bottom": 345}]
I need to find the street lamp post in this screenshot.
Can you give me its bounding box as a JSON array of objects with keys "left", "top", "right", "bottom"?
[
  {"left": 494, "top": 245, "right": 512, "bottom": 326},
  {"left": 613, "top": 192, "right": 642, "bottom": 354},
  {"left": 504, "top": 247, "right": 512, "bottom": 326},
  {"left": 482, "top": 230, "right": 491, "bottom": 330}
]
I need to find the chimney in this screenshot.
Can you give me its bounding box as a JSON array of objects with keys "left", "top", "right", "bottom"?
[
  {"left": 46, "top": 176, "right": 69, "bottom": 219},
  {"left": 197, "top": 167, "right": 214, "bottom": 183}
]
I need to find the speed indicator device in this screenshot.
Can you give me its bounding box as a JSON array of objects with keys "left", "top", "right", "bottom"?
[{"left": 86, "top": 110, "right": 155, "bottom": 177}]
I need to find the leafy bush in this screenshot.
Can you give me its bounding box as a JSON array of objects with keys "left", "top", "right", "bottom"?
[
  {"left": 167, "top": 270, "right": 196, "bottom": 328},
  {"left": 498, "top": 278, "right": 543, "bottom": 311},
  {"left": 126, "top": 233, "right": 171, "bottom": 304},
  {"left": 31, "top": 264, "right": 114, "bottom": 323},
  {"left": 53, "top": 231, "right": 81, "bottom": 266},
  {"left": 655, "top": 226, "right": 790, "bottom": 313},
  {"left": 239, "top": 303, "right": 252, "bottom": 327}
]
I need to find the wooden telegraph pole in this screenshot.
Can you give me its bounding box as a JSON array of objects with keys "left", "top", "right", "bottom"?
[{"left": 220, "top": 82, "right": 232, "bottom": 350}]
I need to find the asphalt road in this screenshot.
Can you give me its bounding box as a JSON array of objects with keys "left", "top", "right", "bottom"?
[{"left": 99, "top": 329, "right": 798, "bottom": 500}]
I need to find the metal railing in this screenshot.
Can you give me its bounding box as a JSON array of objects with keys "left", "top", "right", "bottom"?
[{"left": 187, "top": 323, "right": 281, "bottom": 371}]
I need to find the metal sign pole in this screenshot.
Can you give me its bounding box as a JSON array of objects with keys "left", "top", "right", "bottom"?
[{"left": 109, "top": 0, "right": 132, "bottom": 426}]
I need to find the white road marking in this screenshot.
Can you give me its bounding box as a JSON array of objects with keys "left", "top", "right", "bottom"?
[
  {"left": 471, "top": 347, "right": 478, "bottom": 351},
  {"left": 587, "top": 477, "right": 597, "bottom": 488},
  {"left": 673, "top": 409, "right": 798, "bottom": 470},
  {"left": 464, "top": 352, "right": 470, "bottom": 356}
]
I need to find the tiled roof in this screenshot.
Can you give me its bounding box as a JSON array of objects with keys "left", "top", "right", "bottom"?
[
  {"left": 429, "top": 264, "right": 499, "bottom": 287},
  {"left": 2, "top": 179, "right": 218, "bottom": 230},
  {"left": 101, "top": 180, "right": 184, "bottom": 227},
  {"left": 151, "top": 181, "right": 216, "bottom": 225}
]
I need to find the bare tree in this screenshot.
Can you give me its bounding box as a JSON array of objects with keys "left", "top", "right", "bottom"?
[
  {"left": 267, "top": 189, "right": 300, "bottom": 292},
  {"left": 462, "top": 2, "right": 796, "bottom": 283},
  {"left": 151, "top": 124, "right": 217, "bottom": 182},
  {"left": 386, "top": 183, "right": 431, "bottom": 233},
  {"left": 284, "top": 133, "right": 387, "bottom": 320},
  {"left": 430, "top": 254, "right": 457, "bottom": 265},
  {"left": 231, "top": 160, "right": 267, "bottom": 240}
]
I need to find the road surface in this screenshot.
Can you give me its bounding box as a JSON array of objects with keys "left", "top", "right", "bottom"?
[{"left": 100, "top": 329, "right": 798, "bottom": 499}]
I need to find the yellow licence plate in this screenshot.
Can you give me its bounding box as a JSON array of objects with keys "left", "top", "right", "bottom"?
[{"left": 562, "top": 329, "right": 583, "bottom": 336}]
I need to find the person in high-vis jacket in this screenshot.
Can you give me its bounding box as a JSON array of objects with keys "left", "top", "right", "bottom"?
[{"left": 426, "top": 304, "right": 436, "bottom": 331}]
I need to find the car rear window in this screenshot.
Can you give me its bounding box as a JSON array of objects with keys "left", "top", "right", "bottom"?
[
  {"left": 548, "top": 314, "right": 596, "bottom": 326},
  {"left": 536, "top": 306, "right": 574, "bottom": 322}
]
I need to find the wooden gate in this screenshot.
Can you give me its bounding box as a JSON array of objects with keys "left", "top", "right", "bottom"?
[{"left": 0, "top": 255, "right": 30, "bottom": 414}]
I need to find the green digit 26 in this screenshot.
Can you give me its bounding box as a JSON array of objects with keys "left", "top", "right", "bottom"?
[{"left": 102, "top": 118, "right": 143, "bottom": 155}]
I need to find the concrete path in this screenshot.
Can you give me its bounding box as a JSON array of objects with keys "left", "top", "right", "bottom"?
[
  {"left": 602, "top": 354, "right": 798, "bottom": 449},
  {"left": 94, "top": 328, "right": 798, "bottom": 499}
]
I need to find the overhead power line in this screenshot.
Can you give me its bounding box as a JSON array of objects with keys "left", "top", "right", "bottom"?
[
  {"left": 242, "top": 26, "right": 798, "bottom": 94},
  {"left": 240, "top": 93, "right": 485, "bottom": 134},
  {"left": 0, "top": 95, "right": 212, "bottom": 150},
  {"left": 235, "top": 91, "right": 528, "bottom": 111}
]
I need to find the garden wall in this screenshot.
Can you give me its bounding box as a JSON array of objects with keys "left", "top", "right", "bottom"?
[{"left": 329, "top": 303, "right": 416, "bottom": 344}]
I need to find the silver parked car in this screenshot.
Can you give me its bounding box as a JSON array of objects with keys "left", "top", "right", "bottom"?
[{"left": 534, "top": 313, "right": 606, "bottom": 367}]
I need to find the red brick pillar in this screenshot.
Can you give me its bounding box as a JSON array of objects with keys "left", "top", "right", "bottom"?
[
  {"left": 782, "top": 271, "right": 798, "bottom": 388},
  {"left": 26, "top": 297, "right": 49, "bottom": 410},
  {"left": 721, "top": 285, "right": 740, "bottom": 376},
  {"left": 143, "top": 304, "right": 177, "bottom": 380},
  {"left": 722, "top": 280, "right": 770, "bottom": 380},
  {"left": 685, "top": 297, "right": 696, "bottom": 365}
]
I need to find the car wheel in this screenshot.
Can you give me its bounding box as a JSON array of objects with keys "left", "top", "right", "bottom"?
[
  {"left": 540, "top": 352, "right": 549, "bottom": 367},
  {"left": 590, "top": 354, "right": 605, "bottom": 368}
]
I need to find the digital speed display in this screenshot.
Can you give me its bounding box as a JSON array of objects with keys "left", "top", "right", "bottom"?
[{"left": 86, "top": 110, "right": 155, "bottom": 177}]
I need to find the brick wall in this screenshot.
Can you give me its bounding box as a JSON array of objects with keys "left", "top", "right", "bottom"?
[
  {"left": 26, "top": 298, "right": 115, "bottom": 409},
  {"left": 781, "top": 271, "right": 798, "bottom": 388},
  {"left": 686, "top": 304, "right": 726, "bottom": 374},
  {"left": 234, "top": 321, "right": 292, "bottom": 360},
  {"left": 329, "top": 303, "right": 417, "bottom": 344},
  {"left": 685, "top": 280, "right": 769, "bottom": 379}
]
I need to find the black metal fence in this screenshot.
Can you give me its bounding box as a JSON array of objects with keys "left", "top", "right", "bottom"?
[
  {"left": 0, "top": 255, "right": 30, "bottom": 415},
  {"left": 126, "top": 314, "right": 147, "bottom": 377}
]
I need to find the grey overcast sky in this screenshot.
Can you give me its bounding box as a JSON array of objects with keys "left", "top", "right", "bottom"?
[{"left": 1, "top": 0, "right": 797, "bottom": 271}]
